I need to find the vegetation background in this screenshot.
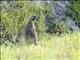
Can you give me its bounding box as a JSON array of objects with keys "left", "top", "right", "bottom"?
[{"left": 0, "top": 1, "right": 80, "bottom": 60}]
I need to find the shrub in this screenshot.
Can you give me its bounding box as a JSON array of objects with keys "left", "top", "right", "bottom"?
[{"left": 69, "top": 1, "right": 80, "bottom": 28}]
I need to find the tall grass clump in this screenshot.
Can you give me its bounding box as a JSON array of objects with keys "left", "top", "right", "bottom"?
[{"left": 1, "top": 1, "right": 46, "bottom": 45}]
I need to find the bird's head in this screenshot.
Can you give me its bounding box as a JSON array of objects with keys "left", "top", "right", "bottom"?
[{"left": 30, "top": 16, "right": 38, "bottom": 21}]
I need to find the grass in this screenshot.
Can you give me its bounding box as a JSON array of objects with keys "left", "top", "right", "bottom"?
[
  {"left": 1, "top": 1, "right": 80, "bottom": 60},
  {"left": 1, "top": 32, "right": 80, "bottom": 60}
]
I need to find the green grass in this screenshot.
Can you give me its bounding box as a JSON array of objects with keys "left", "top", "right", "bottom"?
[
  {"left": 1, "top": 1, "right": 80, "bottom": 60},
  {"left": 1, "top": 32, "right": 80, "bottom": 60}
]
